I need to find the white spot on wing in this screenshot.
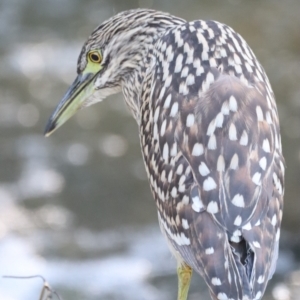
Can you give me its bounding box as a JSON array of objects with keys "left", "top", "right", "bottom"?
[
  {"left": 217, "top": 155, "right": 225, "bottom": 172},
  {"left": 232, "top": 194, "right": 245, "bottom": 207},
  {"left": 240, "top": 130, "right": 248, "bottom": 145},
  {"left": 215, "top": 112, "right": 224, "bottom": 128},
  {"left": 205, "top": 247, "right": 214, "bottom": 255},
  {"left": 192, "top": 143, "right": 204, "bottom": 156},
  {"left": 160, "top": 119, "right": 167, "bottom": 136},
  {"left": 199, "top": 162, "right": 210, "bottom": 176},
  {"left": 234, "top": 215, "right": 242, "bottom": 226},
  {"left": 229, "top": 96, "right": 237, "bottom": 111},
  {"left": 256, "top": 106, "right": 264, "bottom": 121},
  {"left": 163, "top": 143, "right": 169, "bottom": 161},
  {"left": 186, "top": 114, "right": 195, "bottom": 127},
  {"left": 252, "top": 172, "right": 262, "bottom": 185},
  {"left": 164, "top": 94, "right": 172, "bottom": 108},
  {"left": 259, "top": 157, "right": 267, "bottom": 170},
  {"left": 253, "top": 241, "right": 261, "bottom": 248},
  {"left": 170, "top": 102, "right": 178, "bottom": 117},
  {"left": 262, "top": 138, "right": 271, "bottom": 153},
  {"left": 230, "top": 153, "right": 239, "bottom": 170},
  {"left": 221, "top": 101, "right": 230, "bottom": 115},
  {"left": 192, "top": 195, "right": 204, "bottom": 212},
  {"left": 203, "top": 177, "right": 217, "bottom": 191},
  {"left": 174, "top": 54, "right": 183, "bottom": 73},
  {"left": 229, "top": 123, "right": 237, "bottom": 140},
  {"left": 208, "top": 134, "right": 217, "bottom": 150},
  {"left": 211, "top": 277, "right": 222, "bottom": 286},
  {"left": 182, "top": 218, "right": 189, "bottom": 229}
]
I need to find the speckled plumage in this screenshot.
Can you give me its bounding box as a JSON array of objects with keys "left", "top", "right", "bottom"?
[{"left": 48, "top": 9, "right": 285, "bottom": 300}]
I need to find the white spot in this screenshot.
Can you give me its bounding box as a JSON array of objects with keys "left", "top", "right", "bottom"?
[
  {"left": 182, "top": 195, "right": 189, "bottom": 205},
  {"left": 229, "top": 96, "right": 238, "bottom": 111},
  {"left": 242, "top": 222, "right": 252, "bottom": 230},
  {"left": 192, "top": 143, "right": 204, "bottom": 156},
  {"left": 221, "top": 101, "right": 230, "bottom": 115},
  {"left": 276, "top": 228, "right": 280, "bottom": 241},
  {"left": 186, "top": 74, "right": 195, "bottom": 86},
  {"left": 209, "top": 57, "right": 217, "bottom": 67},
  {"left": 160, "top": 120, "right": 167, "bottom": 136},
  {"left": 199, "top": 162, "right": 210, "bottom": 176},
  {"left": 181, "top": 66, "right": 189, "bottom": 77},
  {"left": 262, "top": 139, "right": 271, "bottom": 153},
  {"left": 163, "top": 143, "right": 169, "bottom": 161},
  {"left": 164, "top": 75, "right": 173, "bottom": 88},
  {"left": 171, "top": 187, "right": 178, "bottom": 198},
  {"left": 217, "top": 293, "right": 229, "bottom": 300},
  {"left": 235, "top": 64, "right": 242, "bottom": 74},
  {"left": 217, "top": 155, "right": 225, "bottom": 172},
  {"left": 266, "top": 111, "right": 272, "bottom": 124},
  {"left": 202, "top": 72, "right": 215, "bottom": 91},
  {"left": 252, "top": 172, "right": 262, "bottom": 185},
  {"left": 159, "top": 86, "right": 166, "bottom": 100},
  {"left": 253, "top": 241, "right": 261, "bottom": 248},
  {"left": 254, "top": 291, "right": 262, "bottom": 300},
  {"left": 229, "top": 123, "right": 237, "bottom": 140},
  {"left": 215, "top": 112, "right": 224, "bottom": 128},
  {"left": 168, "top": 169, "right": 173, "bottom": 183},
  {"left": 207, "top": 118, "right": 216, "bottom": 136},
  {"left": 256, "top": 106, "right": 264, "bottom": 121},
  {"left": 234, "top": 215, "right": 242, "bottom": 226},
  {"left": 164, "top": 94, "right": 172, "bottom": 109},
  {"left": 212, "top": 277, "right": 222, "bottom": 286},
  {"left": 271, "top": 214, "right": 277, "bottom": 226},
  {"left": 232, "top": 194, "right": 245, "bottom": 207},
  {"left": 255, "top": 219, "right": 261, "bottom": 226},
  {"left": 259, "top": 157, "right": 267, "bottom": 171},
  {"left": 240, "top": 130, "right": 248, "bottom": 146},
  {"left": 186, "top": 114, "right": 195, "bottom": 127},
  {"left": 208, "top": 134, "right": 217, "bottom": 150},
  {"left": 203, "top": 177, "right": 217, "bottom": 191},
  {"left": 179, "top": 82, "right": 189, "bottom": 95},
  {"left": 182, "top": 218, "right": 189, "bottom": 229},
  {"left": 174, "top": 165, "right": 183, "bottom": 177},
  {"left": 170, "top": 142, "right": 177, "bottom": 157},
  {"left": 230, "top": 153, "right": 239, "bottom": 170},
  {"left": 207, "top": 201, "right": 219, "bottom": 214},
  {"left": 174, "top": 54, "right": 183, "bottom": 73},
  {"left": 192, "top": 195, "right": 204, "bottom": 212},
  {"left": 257, "top": 276, "right": 265, "bottom": 284},
  {"left": 170, "top": 102, "right": 179, "bottom": 117},
  {"left": 196, "top": 65, "right": 204, "bottom": 76},
  {"left": 161, "top": 170, "right": 166, "bottom": 183},
  {"left": 205, "top": 247, "right": 214, "bottom": 255},
  {"left": 154, "top": 106, "right": 160, "bottom": 122}
]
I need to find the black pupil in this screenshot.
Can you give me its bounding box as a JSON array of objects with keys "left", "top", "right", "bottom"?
[{"left": 91, "top": 53, "right": 99, "bottom": 62}]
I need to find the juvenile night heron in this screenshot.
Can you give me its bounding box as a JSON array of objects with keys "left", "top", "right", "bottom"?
[{"left": 45, "top": 9, "right": 285, "bottom": 300}]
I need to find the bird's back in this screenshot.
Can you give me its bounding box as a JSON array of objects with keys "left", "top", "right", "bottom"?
[{"left": 140, "top": 19, "right": 284, "bottom": 300}]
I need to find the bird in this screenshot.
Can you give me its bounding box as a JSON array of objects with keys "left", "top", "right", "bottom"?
[{"left": 44, "top": 8, "right": 285, "bottom": 300}]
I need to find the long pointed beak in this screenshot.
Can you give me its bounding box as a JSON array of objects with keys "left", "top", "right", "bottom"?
[{"left": 44, "top": 72, "right": 95, "bottom": 137}]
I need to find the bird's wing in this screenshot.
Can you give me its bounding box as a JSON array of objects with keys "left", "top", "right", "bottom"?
[{"left": 143, "top": 20, "right": 284, "bottom": 299}]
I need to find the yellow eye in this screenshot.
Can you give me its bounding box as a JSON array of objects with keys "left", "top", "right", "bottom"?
[{"left": 88, "top": 51, "right": 102, "bottom": 63}]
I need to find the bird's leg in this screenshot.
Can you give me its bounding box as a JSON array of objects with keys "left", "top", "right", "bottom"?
[{"left": 177, "top": 262, "right": 192, "bottom": 300}]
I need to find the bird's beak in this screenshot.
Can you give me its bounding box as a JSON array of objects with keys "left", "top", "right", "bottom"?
[{"left": 44, "top": 72, "right": 95, "bottom": 137}]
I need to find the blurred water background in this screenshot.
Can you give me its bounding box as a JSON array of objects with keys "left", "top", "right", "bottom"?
[{"left": 0, "top": 0, "right": 300, "bottom": 299}]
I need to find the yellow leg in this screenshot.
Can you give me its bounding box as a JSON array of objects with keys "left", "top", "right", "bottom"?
[{"left": 177, "top": 262, "right": 193, "bottom": 300}]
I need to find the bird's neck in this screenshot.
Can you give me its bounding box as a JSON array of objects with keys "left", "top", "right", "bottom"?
[
  {"left": 121, "top": 51, "right": 153, "bottom": 122},
  {"left": 121, "top": 15, "right": 186, "bottom": 122}
]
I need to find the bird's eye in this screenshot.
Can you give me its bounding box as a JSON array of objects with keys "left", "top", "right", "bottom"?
[{"left": 88, "top": 51, "right": 102, "bottom": 63}]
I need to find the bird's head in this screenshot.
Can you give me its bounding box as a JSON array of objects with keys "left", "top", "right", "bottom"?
[{"left": 44, "top": 9, "right": 184, "bottom": 136}]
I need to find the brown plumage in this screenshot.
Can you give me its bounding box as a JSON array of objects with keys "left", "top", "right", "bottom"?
[{"left": 45, "top": 9, "right": 285, "bottom": 300}]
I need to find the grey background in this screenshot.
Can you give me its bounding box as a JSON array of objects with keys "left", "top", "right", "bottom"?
[{"left": 0, "top": 0, "right": 299, "bottom": 299}]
